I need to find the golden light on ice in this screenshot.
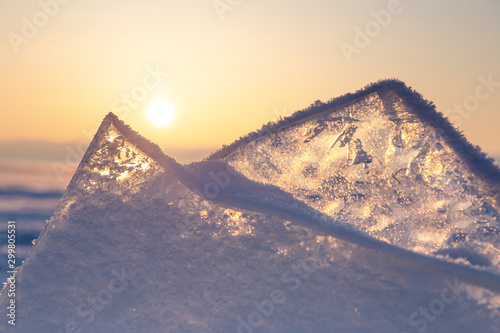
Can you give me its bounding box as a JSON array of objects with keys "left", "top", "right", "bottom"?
[{"left": 147, "top": 99, "right": 175, "bottom": 126}]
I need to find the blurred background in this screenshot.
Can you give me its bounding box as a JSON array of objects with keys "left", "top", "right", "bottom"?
[{"left": 1, "top": 0, "right": 499, "bottom": 283}]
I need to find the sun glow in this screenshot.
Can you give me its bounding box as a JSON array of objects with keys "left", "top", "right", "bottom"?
[{"left": 147, "top": 99, "right": 175, "bottom": 126}]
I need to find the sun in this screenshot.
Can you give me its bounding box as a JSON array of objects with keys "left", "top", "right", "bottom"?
[{"left": 147, "top": 99, "right": 175, "bottom": 126}]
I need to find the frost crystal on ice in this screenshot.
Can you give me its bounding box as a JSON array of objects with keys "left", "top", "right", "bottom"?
[{"left": 217, "top": 90, "right": 500, "bottom": 263}]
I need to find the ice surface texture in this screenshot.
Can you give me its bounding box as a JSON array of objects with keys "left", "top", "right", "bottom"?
[
  {"left": 216, "top": 88, "right": 500, "bottom": 261},
  {"left": 1, "top": 80, "right": 500, "bottom": 333}
]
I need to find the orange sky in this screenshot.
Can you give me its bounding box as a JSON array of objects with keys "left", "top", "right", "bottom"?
[{"left": 1, "top": 0, "right": 499, "bottom": 160}]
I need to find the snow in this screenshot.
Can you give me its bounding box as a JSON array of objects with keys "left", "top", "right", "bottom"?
[{"left": 1, "top": 82, "right": 500, "bottom": 332}]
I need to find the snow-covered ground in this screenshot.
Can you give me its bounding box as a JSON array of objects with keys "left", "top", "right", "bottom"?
[{"left": 1, "top": 80, "right": 500, "bottom": 332}]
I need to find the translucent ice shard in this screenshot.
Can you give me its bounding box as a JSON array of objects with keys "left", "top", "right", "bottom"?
[
  {"left": 1, "top": 80, "right": 500, "bottom": 332},
  {"left": 211, "top": 82, "right": 500, "bottom": 265}
]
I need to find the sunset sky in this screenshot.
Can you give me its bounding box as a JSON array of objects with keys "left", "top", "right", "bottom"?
[{"left": 1, "top": 0, "right": 499, "bottom": 162}]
